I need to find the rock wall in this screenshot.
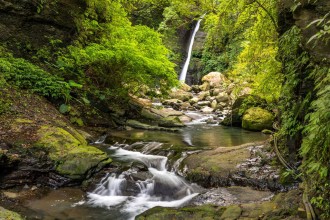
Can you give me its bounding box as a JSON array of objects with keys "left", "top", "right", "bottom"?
[{"left": 0, "top": 0, "right": 85, "bottom": 56}]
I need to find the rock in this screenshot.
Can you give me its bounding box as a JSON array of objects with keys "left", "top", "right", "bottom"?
[
  {"left": 201, "top": 72, "right": 229, "bottom": 88},
  {"left": 126, "top": 120, "right": 181, "bottom": 132},
  {"left": 178, "top": 83, "right": 192, "bottom": 92},
  {"left": 158, "top": 116, "right": 185, "bottom": 127},
  {"left": 262, "top": 129, "right": 273, "bottom": 134},
  {"left": 201, "top": 106, "right": 214, "bottom": 113},
  {"left": 197, "top": 101, "right": 211, "bottom": 106},
  {"left": 0, "top": 206, "right": 23, "bottom": 220},
  {"left": 191, "top": 85, "right": 201, "bottom": 93},
  {"left": 198, "top": 91, "right": 210, "bottom": 101},
  {"left": 189, "top": 97, "right": 199, "bottom": 105},
  {"left": 36, "top": 125, "right": 111, "bottom": 180},
  {"left": 180, "top": 102, "right": 191, "bottom": 110},
  {"left": 215, "top": 92, "right": 229, "bottom": 103},
  {"left": 221, "top": 95, "right": 267, "bottom": 127},
  {"left": 242, "top": 107, "right": 274, "bottom": 131},
  {"left": 179, "top": 115, "right": 193, "bottom": 123},
  {"left": 169, "top": 88, "right": 193, "bottom": 102},
  {"left": 198, "top": 82, "right": 210, "bottom": 91},
  {"left": 137, "top": 190, "right": 304, "bottom": 220},
  {"left": 211, "top": 88, "right": 223, "bottom": 96},
  {"left": 211, "top": 100, "right": 218, "bottom": 109},
  {"left": 149, "top": 107, "right": 183, "bottom": 118},
  {"left": 140, "top": 108, "right": 163, "bottom": 121}
]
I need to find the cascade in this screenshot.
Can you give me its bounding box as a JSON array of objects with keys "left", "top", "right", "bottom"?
[
  {"left": 179, "top": 14, "right": 205, "bottom": 83},
  {"left": 86, "top": 144, "right": 198, "bottom": 220}
]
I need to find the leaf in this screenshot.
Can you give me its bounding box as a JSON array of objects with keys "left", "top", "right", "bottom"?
[
  {"left": 68, "top": 80, "right": 83, "bottom": 89},
  {"left": 59, "top": 104, "right": 70, "bottom": 114},
  {"left": 82, "top": 97, "right": 90, "bottom": 104}
]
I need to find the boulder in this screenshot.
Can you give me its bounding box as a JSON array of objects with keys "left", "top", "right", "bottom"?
[
  {"left": 201, "top": 72, "right": 229, "bottom": 88},
  {"left": 169, "top": 88, "right": 193, "bottom": 102},
  {"left": 189, "top": 97, "right": 199, "bottom": 105},
  {"left": 198, "top": 91, "right": 210, "bottom": 101},
  {"left": 215, "top": 92, "right": 229, "bottom": 103},
  {"left": 201, "top": 106, "right": 214, "bottom": 113},
  {"left": 199, "top": 82, "right": 210, "bottom": 91},
  {"left": 178, "top": 83, "right": 192, "bottom": 92},
  {"left": 149, "top": 107, "right": 183, "bottom": 118},
  {"left": 242, "top": 107, "right": 274, "bottom": 131},
  {"left": 197, "top": 101, "right": 211, "bottom": 106},
  {"left": 211, "top": 100, "right": 218, "bottom": 109},
  {"left": 221, "top": 95, "right": 267, "bottom": 127},
  {"left": 158, "top": 116, "right": 185, "bottom": 127},
  {"left": 36, "top": 125, "right": 111, "bottom": 180}
]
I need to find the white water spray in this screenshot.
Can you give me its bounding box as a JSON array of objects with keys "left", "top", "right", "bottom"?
[
  {"left": 179, "top": 14, "right": 206, "bottom": 82},
  {"left": 86, "top": 144, "right": 198, "bottom": 219}
]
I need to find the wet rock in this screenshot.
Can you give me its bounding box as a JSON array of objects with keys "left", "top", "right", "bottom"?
[
  {"left": 158, "top": 116, "right": 185, "bottom": 128},
  {"left": 242, "top": 107, "right": 274, "bottom": 131},
  {"left": 137, "top": 190, "right": 304, "bottom": 220},
  {"left": 36, "top": 125, "right": 112, "bottom": 180},
  {"left": 201, "top": 107, "right": 214, "bottom": 114},
  {"left": 215, "top": 92, "right": 229, "bottom": 103},
  {"left": 189, "top": 97, "right": 199, "bottom": 105},
  {"left": 197, "top": 101, "right": 211, "bottom": 106},
  {"left": 126, "top": 120, "right": 180, "bottom": 132}
]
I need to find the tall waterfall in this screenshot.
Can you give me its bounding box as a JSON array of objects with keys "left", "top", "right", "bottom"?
[{"left": 179, "top": 14, "right": 205, "bottom": 82}]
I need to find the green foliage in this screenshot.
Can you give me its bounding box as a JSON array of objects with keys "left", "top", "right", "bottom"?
[
  {"left": 300, "top": 67, "right": 330, "bottom": 219},
  {"left": 59, "top": 1, "right": 177, "bottom": 101},
  {"left": 0, "top": 56, "right": 71, "bottom": 100}
]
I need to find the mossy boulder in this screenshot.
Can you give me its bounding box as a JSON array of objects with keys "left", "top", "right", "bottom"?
[
  {"left": 242, "top": 107, "right": 274, "bottom": 131},
  {"left": 158, "top": 116, "right": 185, "bottom": 127},
  {"left": 36, "top": 125, "right": 111, "bottom": 180},
  {"left": 0, "top": 206, "right": 23, "bottom": 220}
]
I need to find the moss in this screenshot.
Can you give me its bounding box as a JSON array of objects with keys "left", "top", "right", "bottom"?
[
  {"left": 36, "top": 125, "right": 111, "bottom": 179},
  {"left": 14, "top": 118, "right": 34, "bottom": 124},
  {"left": 0, "top": 206, "right": 23, "bottom": 220},
  {"left": 136, "top": 205, "right": 225, "bottom": 220},
  {"left": 242, "top": 107, "right": 274, "bottom": 131}
]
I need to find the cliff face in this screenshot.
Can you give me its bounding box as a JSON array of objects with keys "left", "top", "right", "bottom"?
[
  {"left": 279, "top": 0, "right": 330, "bottom": 63},
  {"left": 0, "top": 0, "right": 85, "bottom": 56}
]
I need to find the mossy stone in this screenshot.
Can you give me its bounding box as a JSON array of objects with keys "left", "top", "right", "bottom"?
[
  {"left": 36, "top": 125, "right": 111, "bottom": 180},
  {"left": 0, "top": 206, "right": 23, "bottom": 220},
  {"left": 242, "top": 107, "right": 274, "bottom": 131}
]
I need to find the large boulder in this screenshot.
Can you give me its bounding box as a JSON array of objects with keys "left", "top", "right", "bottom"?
[
  {"left": 221, "top": 95, "right": 267, "bottom": 127},
  {"left": 242, "top": 107, "right": 274, "bottom": 131},
  {"left": 169, "top": 88, "right": 193, "bottom": 102},
  {"left": 158, "top": 116, "right": 185, "bottom": 127},
  {"left": 201, "top": 72, "right": 229, "bottom": 89},
  {"left": 36, "top": 125, "right": 111, "bottom": 180}
]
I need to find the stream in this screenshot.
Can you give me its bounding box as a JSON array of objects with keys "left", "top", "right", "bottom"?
[{"left": 21, "top": 113, "right": 268, "bottom": 220}]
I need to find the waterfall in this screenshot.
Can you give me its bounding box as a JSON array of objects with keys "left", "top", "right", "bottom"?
[
  {"left": 86, "top": 144, "right": 198, "bottom": 220},
  {"left": 179, "top": 14, "right": 205, "bottom": 82}
]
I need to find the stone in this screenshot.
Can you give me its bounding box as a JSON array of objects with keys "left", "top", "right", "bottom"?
[
  {"left": 198, "top": 91, "right": 210, "bottom": 101},
  {"left": 189, "top": 97, "right": 199, "bottom": 105},
  {"left": 158, "top": 116, "right": 185, "bottom": 127},
  {"left": 211, "top": 88, "right": 223, "bottom": 96},
  {"left": 169, "top": 88, "right": 193, "bottom": 102},
  {"left": 149, "top": 107, "right": 183, "bottom": 118},
  {"left": 178, "top": 82, "right": 192, "bottom": 92},
  {"left": 197, "top": 101, "right": 211, "bottom": 106},
  {"left": 242, "top": 107, "right": 274, "bottom": 131},
  {"left": 191, "top": 85, "right": 201, "bottom": 93},
  {"left": 36, "top": 125, "right": 111, "bottom": 180},
  {"left": 216, "top": 92, "right": 229, "bottom": 103},
  {"left": 201, "top": 106, "right": 214, "bottom": 113},
  {"left": 199, "top": 82, "right": 210, "bottom": 91},
  {"left": 201, "top": 72, "right": 229, "bottom": 88},
  {"left": 211, "top": 100, "right": 218, "bottom": 109},
  {"left": 0, "top": 206, "right": 23, "bottom": 220}
]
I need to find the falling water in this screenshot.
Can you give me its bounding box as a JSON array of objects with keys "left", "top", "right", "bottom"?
[
  {"left": 179, "top": 14, "right": 205, "bottom": 82},
  {"left": 86, "top": 145, "right": 198, "bottom": 220}
]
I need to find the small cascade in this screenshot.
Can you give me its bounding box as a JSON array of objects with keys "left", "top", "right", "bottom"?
[
  {"left": 179, "top": 14, "right": 205, "bottom": 82},
  {"left": 86, "top": 144, "right": 198, "bottom": 219}
]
